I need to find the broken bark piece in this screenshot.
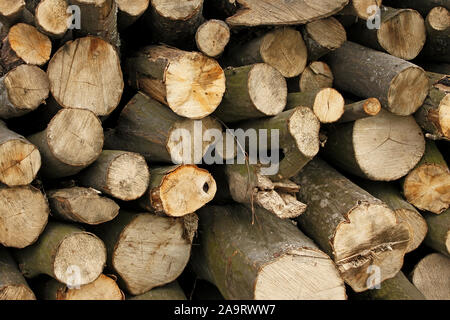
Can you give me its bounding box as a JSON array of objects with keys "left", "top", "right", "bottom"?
[
  {"left": 47, "top": 187, "right": 120, "bottom": 225},
  {"left": 195, "top": 19, "right": 230, "bottom": 58},
  {"left": 128, "top": 281, "right": 186, "bottom": 300},
  {"left": 299, "top": 61, "right": 334, "bottom": 92},
  {"left": 423, "top": 208, "right": 450, "bottom": 257},
  {"left": 337, "top": 98, "right": 382, "bottom": 123},
  {"left": 116, "top": 0, "right": 149, "bottom": 30},
  {"left": 292, "top": 158, "right": 410, "bottom": 292}
]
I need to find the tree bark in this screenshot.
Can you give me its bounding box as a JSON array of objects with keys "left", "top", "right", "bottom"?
[
  {"left": 423, "top": 208, "right": 450, "bottom": 256},
  {"left": 0, "top": 185, "right": 49, "bottom": 249},
  {"left": 138, "top": 164, "right": 216, "bottom": 217},
  {"left": 191, "top": 204, "right": 347, "bottom": 300},
  {"left": 78, "top": 150, "right": 150, "bottom": 201},
  {"left": 92, "top": 210, "right": 198, "bottom": 295},
  {"left": 104, "top": 92, "right": 222, "bottom": 164},
  {"left": 324, "top": 41, "right": 429, "bottom": 116},
  {"left": 115, "top": 0, "right": 149, "bottom": 30},
  {"left": 403, "top": 140, "right": 450, "bottom": 214},
  {"left": 126, "top": 45, "right": 226, "bottom": 119},
  {"left": 195, "top": 19, "right": 230, "bottom": 58},
  {"left": 292, "top": 158, "right": 410, "bottom": 292},
  {"left": 27, "top": 108, "right": 104, "bottom": 179},
  {"left": 322, "top": 109, "right": 426, "bottom": 181},
  {"left": 47, "top": 187, "right": 120, "bottom": 225},
  {"left": 128, "top": 281, "right": 186, "bottom": 300},
  {"left": 420, "top": 6, "right": 450, "bottom": 63},
  {"left": 299, "top": 61, "right": 334, "bottom": 92},
  {"left": 14, "top": 221, "right": 107, "bottom": 287},
  {"left": 0, "top": 246, "right": 36, "bottom": 300},
  {"left": 337, "top": 98, "right": 382, "bottom": 123}
]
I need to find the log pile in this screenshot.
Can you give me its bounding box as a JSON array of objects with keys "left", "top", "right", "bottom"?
[{"left": 0, "top": 0, "right": 449, "bottom": 302}]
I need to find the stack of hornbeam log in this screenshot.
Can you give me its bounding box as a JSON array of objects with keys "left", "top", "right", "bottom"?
[{"left": 0, "top": 0, "right": 449, "bottom": 301}]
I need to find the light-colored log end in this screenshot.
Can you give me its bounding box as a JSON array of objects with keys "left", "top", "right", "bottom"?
[
  {"left": 0, "top": 285, "right": 36, "bottom": 300},
  {"left": 116, "top": 0, "right": 149, "bottom": 17},
  {"left": 55, "top": 274, "right": 124, "bottom": 300},
  {"left": 299, "top": 61, "right": 333, "bottom": 92},
  {"left": 440, "top": 94, "right": 450, "bottom": 139},
  {"left": 35, "top": 0, "right": 70, "bottom": 37},
  {"left": 289, "top": 106, "right": 321, "bottom": 158},
  {"left": 151, "top": 0, "right": 202, "bottom": 20},
  {"left": 395, "top": 208, "right": 428, "bottom": 253},
  {"left": 195, "top": 19, "right": 230, "bottom": 58},
  {"left": 411, "top": 253, "right": 450, "bottom": 300},
  {"left": 363, "top": 97, "right": 382, "bottom": 116},
  {"left": 0, "top": 0, "right": 25, "bottom": 20},
  {"left": 8, "top": 23, "right": 51, "bottom": 65},
  {"left": 313, "top": 88, "right": 345, "bottom": 123},
  {"left": 305, "top": 17, "right": 347, "bottom": 50}
]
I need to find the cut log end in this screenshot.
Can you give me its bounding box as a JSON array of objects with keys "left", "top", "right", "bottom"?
[
  {"left": 0, "top": 186, "right": 49, "bottom": 249},
  {"left": 35, "top": 0, "right": 70, "bottom": 37},
  {"left": 351, "top": 0, "right": 382, "bottom": 20},
  {"left": 313, "top": 88, "right": 345, "bottom": 123},
  {"left": 56, "top": 274, "right": 124, "bottom": 300},
  {"left": 53, "top": 232, "right": 106, "bottom": 287},
  {"left": 0, "top": 1, "right": 25, "bottom": 19},
  {"left": 299, "top": 61, "right": 333, "bottom": 92},
  {"left": 254, "top": 248, "right": 346, "bottom": 300},
  {"left": 289, "top": 107, "right": 320, "bottom": 158},
  {"left": 248, "top": 63, "right": 287, "bottom": 117},
  {"left": 151, "top": 0, "right": 202, "bottom": 20},
  {"left": 195, "top": 19, "right": 230, "bottom": 58},
  {"left": 333, "top": 202, "right": 410, "bottom": 292},
  {"left": 404, "top": 164, "right": 450, "bottom": 214},
  {"left": 363, "top": 97, "right": 382, "bottom": 116},
  {"left": 411, "top": 253, "right": 450, "bottom": 300},
  {"left": 0, "top": 285, "right": 36, "bottom": 300},
  {"left": 396, "top": 208, "right": 428, "bottom": 253},
  {"left": 440, "top": 94, "right": 450, "bottom": 138},
  {"left": 260, "top": 27, "right": 307, "bottom": 78},
  {"left": 116, "top": 0, "right": 149, "bottom": 17},
  {"left": 8, "top": 23, "right": 51, "bottom": 66},
  {"left": 305, "top": 17, "right": 347, "bottom": 50},
  {"left": 427, "top": 6, "right": 450, "bottom": 31},
  {"left": 154, "top": 165, "right": 217, "bottom": 217}
]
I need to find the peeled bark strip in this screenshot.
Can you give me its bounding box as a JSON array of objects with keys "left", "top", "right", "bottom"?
[
  {"left": 213, "top": 64, "right": 287, "bottom": 122},
  {"left": 286, "top": 88, "right": 345, "bottom": 123},
  {"left": 0, "top": 0, "right": 25, "bottom": 25},
  {"left": 340, "top": 0, "right": 383, "bottom": 20},
  {"left": 138, "top": 165, "right": 216, "bottom": 217},
  {"left": 225, "top": 0, "right": 349, "bottom": 27},
  {"left": 28, "top": 108, "right": 104, "bottom": 179},
  {"left": 126, "top": 45, "right": 225, "bottom": 119},
  {"left": 403, "top": 140, "right": 450, "bottom": 214},
  {"left": 191, "top": 205, "right": 347, "bottom": 300},
  {"left": 348, "top": 7, "right": 426, "bottom": 60},
  {"left": 423, "top": 208, "right": 450, "bottom": 256},
  {"left": 47, "top": 36, "right": 124, "bottom": 117},
  {"left": 33, "top": 0, "right": 70, "bottom": 38},
  {"left": 128, "top": 281, "right": 186, "bottom": 300},
  {"left": 292, "top": 158, "right": 410, "bottom": 292},
  {"left": 225, "top": 27, "right": 307, "bottom": 78},
  {"left": 0, "top": 121, "right": 41, "bottom": 186},
  {"left": 0, "top": 185, "right": 49, "bottom": 249},
  {"left": 116, "top": 0, "right": 149, "bottom": 30},
  {"left": 0, "top": 23, "right": 51, "bottom": 74},
  {"left": 299, "top": 61, "right": 333, "bottom": 92},
  {"left": 39, "top": 274, "right": 124, "bottom": 300},
  {"left": 337, "top": 98, "right": 382, "bottom": 123},
  {"left": 78, "top": 150, "right": 150, "bottom": 201},
  {"left": 323, "top": 110, "right": 425, "bottom": 181},
  {"left": 224, "top": 163, "right": 307, "bottom": 219},
  {"left": 421, "top": 6, "right": 450, "bottom": 62},
  {"left": 356, "top": 271, "right": 425, "bottom": 300},
  {"left": 105, "top": 92, "right": 222, "bottom": 163},
  {"left": 145, "top": 0, "right": 204, "bottom": 46},
  {"left": 0, "top": 64, "right": 49, "bottom": 119},
  {"left": 302, "top": 17, "right": 347, "bottom": 61},
  {"left": 14, "top": 221, "right": 107, "bottom": 286},
  {"left": 93, "top": 211, "right": 198, "bottom": 295},
  {"left": 415, "top": 73, "right": 450, "bottom": 141},
  {"left": 238, "top": 107, "right": 320, "bottom": 181},
  {"left": 47, "top": 187, "right": 120, "bottom": 225},
  {"left": 359, "top": 181, "right": 427, "bottom": 253},
  {"left": 195, "top": 19, "right": 230, "bottom": 58},
  {"left": 410, "top": 253, "right": 450, "bottom": 300},
  {"left": 325, "top": 41, "right": 429, "bottom": 116},
  {"left": 0, "top": 246, "right": 36, "bottom": 300}
]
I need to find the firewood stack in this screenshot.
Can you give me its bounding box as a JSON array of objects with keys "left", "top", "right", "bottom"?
[{"left": 0, "top": 0, "right": 449, "bottom": 301}]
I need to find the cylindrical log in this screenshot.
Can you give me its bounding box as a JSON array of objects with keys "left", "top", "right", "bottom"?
[
  {"left": 78, "top": 150, "right": 150, "bottom": 201},
  {"left": 420, "top": 6, "right": 450, "bottom": 63},
  {"left": 299, "top": 61, "right": 334, "bottom": 92},
  {"left": 47, "top": 36, "right": 124, "bottom": 117},
  {"left": 104, "top": 92, "right": 222, "bottom": 164},
  {"left": 286, "top": 88, "right": 345, "bottom": 123},
  {"left": 0, "top": 185, "right": 49, "bottom": 249},
  {"left": 358, "top": 181, "right": 428, "bottom": 253},
  {"left": 191, "top": 204, "right": 347, "bottom": 300},
  {"left": 93, "top": 211, "right": 198, "bottom": 295},
  {"left": 382, "top": 0, "right": 449, "bottom": 16},
  {"left": 292, "top": 158, "right": 410, "bottom": 292},
  {"left": 302, "top": 17, "right": 347, "bottom": 61},
  {"left": 410, "top": 253, "right": 450, "bottom": 300},
  {"left": 339, "top": 0, "right": 383, "bottom": 20},
  {"left": 0, "top": 23, "right": 51, "bottom": 75},
  {"left": 126, "top": 45, "right": 225, "bottom": 119},
  {"left": 322, "top": 109, "right": 426, "bottom": 181},
  {"left": 128, "top": 281, "right": 186, "bottom": 300},
  {"left": 0, "top": 0, "right": 25, "bottom": 25},
  {"left": 225, "top": 27, "right": 308, "bottom": 78},
  {"left": 423, "top": 208, "right": 450, "bottom": 256},
  {"left": 0, "top": 64, "right": 49, "bottom": 119},
  {"left": 0, "top": 120, "right": 41, "bottom": 186},
  {"left": 403, "top": 140, "right": 450, "bottom": 214},
  {"left": 337, "top": 98, "right": 382, "bottom": 123},
  {"left": 27, "top": 108, "right": 104, "bottom": 179},
  {"left": 0, "top": 246, "right": 36, "bottom": 300},
  {"left": 348, "top": 7, "right": 426, "bottom": 60},
  {"left": 138, "top": 164, "right": 216, "bottom": 217},
  {"left": 14, "top": 221, "right": 107, "bottom": 287},
  {"left": 47, "top": 187, "right": 120, "bottom": 225},
  {"left": 116, "top": 0, "right": 149, "bottom": 30},
  {"left": 325, "top": 41, "right": 429, "bottom": 116},
  {"left": 31, "top": 0, "right": 70, "bottom": 38},
  {"left": 213, "top": 64, "right": 287, "bottom": 122},
  {"left": 38, "top": 274, "right": 124, "bottom": 300},
  {"left": 237, "top": 107, "right": 320, "bottom": 181},
  {"left": 195, "top": 19, "right": 230, "bottom": 58}
]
